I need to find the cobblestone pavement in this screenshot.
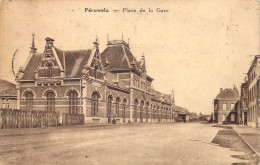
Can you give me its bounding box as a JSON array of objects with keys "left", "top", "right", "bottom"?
[{"left": 0, "top": 123, "right": 249, "bottom": 165}]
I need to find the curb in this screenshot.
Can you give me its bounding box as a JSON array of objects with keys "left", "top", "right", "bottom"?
[{"left": 232, "top": 126, "right": 260, "bottom": 159}]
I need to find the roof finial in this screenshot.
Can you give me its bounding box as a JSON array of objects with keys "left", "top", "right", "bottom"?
[
  {"left": 107, "top": 34, "right": 109, "bottom": 42},
  {"left": 171, "top": 89, "right": 175, "bottom": 101},
  {"left": 93, "top": 35, "right": 99, "bottom": 47},
  {"left": 122, "top": 32, "right": 124, "bottom": 41},
  {"left": 32, "top": 33, "right": 35, "bottom": 47},
  {"left": 30, "top": 33, "right": 37, "bottom": 53},
  {"left": 128, "top": 38, "right": 130, "bottom": 45},
  {"left": 141, "top": 53, "right": 145, "bottom": 61},
  {"left": 96, "top": 34, "right": 98, "bottom": 42}
]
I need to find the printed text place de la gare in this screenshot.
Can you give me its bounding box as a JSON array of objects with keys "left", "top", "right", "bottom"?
[{"left": 85, "top": 8, "right": 170, "bottom": 13}]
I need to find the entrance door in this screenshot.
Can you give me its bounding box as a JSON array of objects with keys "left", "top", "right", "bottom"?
[{"left": 244, "top": 112, "right": 247, "bottom": 125}]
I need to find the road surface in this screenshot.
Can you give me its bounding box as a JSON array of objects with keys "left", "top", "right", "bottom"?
[{"left": 0, "top": 122, "right": 248, "bottom": 165}]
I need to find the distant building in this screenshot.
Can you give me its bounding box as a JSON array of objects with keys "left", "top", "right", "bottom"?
[
  {"left": 189, "top": 112, "right": 199, "bottom": 121},
  {"left": 174, "top": 106, "right": 190, "bottom": 122},
  {"left": 238, "top": 79, "right": 249, "bottom": 125},
  {"left": 213, "top": 87, "right": 240, "bottom": 124},
  {"left": 246, "top": 55, "right": 260, "bottom": 128},
  {"left": 0, "top": 79, "right": 17, "bottom": 109},
  {"left": 15, "top": 36, "right": 175, "bottom": 125}
]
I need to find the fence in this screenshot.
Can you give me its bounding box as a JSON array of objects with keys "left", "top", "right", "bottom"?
[{"left": 0, "top": 108, "right": 59, "bottom": 129}]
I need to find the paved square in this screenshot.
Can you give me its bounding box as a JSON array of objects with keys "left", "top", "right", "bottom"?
[{"left": 0, "top": 123, "right": 247, "bottom": 165}]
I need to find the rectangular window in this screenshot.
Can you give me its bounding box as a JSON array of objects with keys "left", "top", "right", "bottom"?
[
  {"left": 231, "top": 114, "right": 235, "bottom": 121},
  {"left": 231, "top": 104, "right": 235, "bottom": 110},
  {"left": 223, "top": 104, "right": 226, "bottom": 110},
  {"left": 214, "top": 104, "right": 218, "bottom": 111}
]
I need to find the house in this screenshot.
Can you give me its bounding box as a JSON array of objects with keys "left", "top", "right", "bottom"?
[
  {"left": 0, "top": 79, "right": 17, "bottom": 109},
  {"left": 246, "top": 55, "right": 260, "bottom": 128},
  {"left": 213, "top": 86, "right": 240, "bottom": 124},
  {"left": 15, "top": 36, "right": 175, "bottom": 125},
  {"left": 174, "top": 106, "right": 190, "bottom": 122}
]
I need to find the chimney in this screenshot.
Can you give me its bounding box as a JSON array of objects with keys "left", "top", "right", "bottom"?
[
  {"left": 45, "top": 37, "right": 54, "bottom": 49},
  {"left": 220, "top": 88, "right": 223, "bottom": 92}
]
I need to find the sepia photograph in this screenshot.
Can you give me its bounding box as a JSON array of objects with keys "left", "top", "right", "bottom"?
[{"left": 0, "top": 0, "right": 259, "bottom": 164}]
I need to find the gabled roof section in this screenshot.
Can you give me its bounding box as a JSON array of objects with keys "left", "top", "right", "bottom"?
[
  {"left": 0, "top": 79, "right": 16, "bottom": 96},
  {"left": 19, "top": 37, "right": 99, "bottom": 80},
  {"left": 216, "top": 88, "right": 239, "bottom": 100},
  {"left": 20, "top": 53, "right": 43, "bottom": 80},
  {"left": 20, "top": 48, "right": 92, "bottom": 80},
  {"left": 54, "top": 47, "right": 92, "bottom": 78}
]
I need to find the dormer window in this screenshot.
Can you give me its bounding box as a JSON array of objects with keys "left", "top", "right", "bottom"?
[
  {"left": 94, "top": 51, "right": 100, "bottom": 59},
  {"left": 94, "top": 65, "right": 99, "bottom": 79}
]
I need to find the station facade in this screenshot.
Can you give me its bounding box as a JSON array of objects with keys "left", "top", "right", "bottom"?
[{"left": 16, "top": 37, "right": 175, "bottom": 125}]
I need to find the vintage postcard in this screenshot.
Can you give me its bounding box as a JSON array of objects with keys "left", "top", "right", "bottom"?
[{"left": 0, "top": 0, "right": 259, "bottom": 164}]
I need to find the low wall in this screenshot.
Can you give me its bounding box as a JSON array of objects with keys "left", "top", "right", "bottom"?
[{"left": 62, "top": 113, "right": 85, "bottom": 126}]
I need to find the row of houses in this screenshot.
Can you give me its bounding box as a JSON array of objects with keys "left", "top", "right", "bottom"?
[
  {"left": 1, "top": 35, "right": 191, "bottom": 126},
  {"left": 213, "top": 55, "right": 260, "bottom": 128}
]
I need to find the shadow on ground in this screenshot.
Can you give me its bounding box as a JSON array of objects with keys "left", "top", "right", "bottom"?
[{"left": 212, "top": 126, "right": 259, "bottom": 165}]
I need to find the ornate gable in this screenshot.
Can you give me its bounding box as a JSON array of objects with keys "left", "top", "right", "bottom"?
[
  {"left": 86, "top": 39, "right": 104, "bottom": 80},
  {"left": 37, "top": 37, "right": 64, "bottom": 78}
]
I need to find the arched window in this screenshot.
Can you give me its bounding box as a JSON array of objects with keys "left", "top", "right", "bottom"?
[
  {"left": 115, "top": 97, "right": 120, "bottom": 117},
  {"left": 91, "top": 91, "right": 100, "bottom": 117},
  {"left": 157, "top": 106, "right": 160, "bottom": 121},
  {"left": 122, "top": 99, "right": 127, "bottom": 123},
  {"left": 134, "top": 99, "right": 138, "bottom": 122},
  {"left": 25, "top": 91, "right": 34, "bottom": 110},
  {"left": 153, "top": 105, "right": 156, "bottom": 120},
  {"left": 46, "top": 91, "right": 55, "bottom": 111},
  {"left": 150, "top": 104, "right": 153, "bottom": 119},
  {"left": 140, "top": 101, "right": 144, "bottom": 122},
  {"left": 68, "top": 90, "right": 78, "bottom": 114},
  {"left": 166, "top": 108, "right": 168, "bottom": 120},
  {"left": 146, "top": 102, "right": 149, "bottom": 122},
  {"left": 45, "top": 62, "right": 53, "bottom": 77},
  {"left": 107, "top": 95, "right": 113, "bottom": 115}
]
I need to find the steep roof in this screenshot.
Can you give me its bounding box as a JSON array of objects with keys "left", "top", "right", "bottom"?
[
  {"left": 21, "top": 53, "right": 43, "bottom": 80},
  {"left": 20, "top": 47, "right": 93, "bottom": 80},
  {"left": 216, "top": 88, "right": 239, "bottom": 100},
  {"left": 100, "top": 40, "right": 154, "bottom": 82},
  {"left": 100, "top": 45, "right": 133, "bottom": 70},
  {"left": 0, "top": 79, "right": 16, "bottom": 96},
  {"left": 54, "top": 47, "right": 92, "bottom": 78}
]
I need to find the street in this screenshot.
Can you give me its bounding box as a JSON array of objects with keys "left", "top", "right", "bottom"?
[{"left": 0, "top": 123, "right": 249, "bottom": 165}]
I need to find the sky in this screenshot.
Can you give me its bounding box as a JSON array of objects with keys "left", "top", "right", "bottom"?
[{"left": 0, "top": 0, "right": 259, "bottom": 114}]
